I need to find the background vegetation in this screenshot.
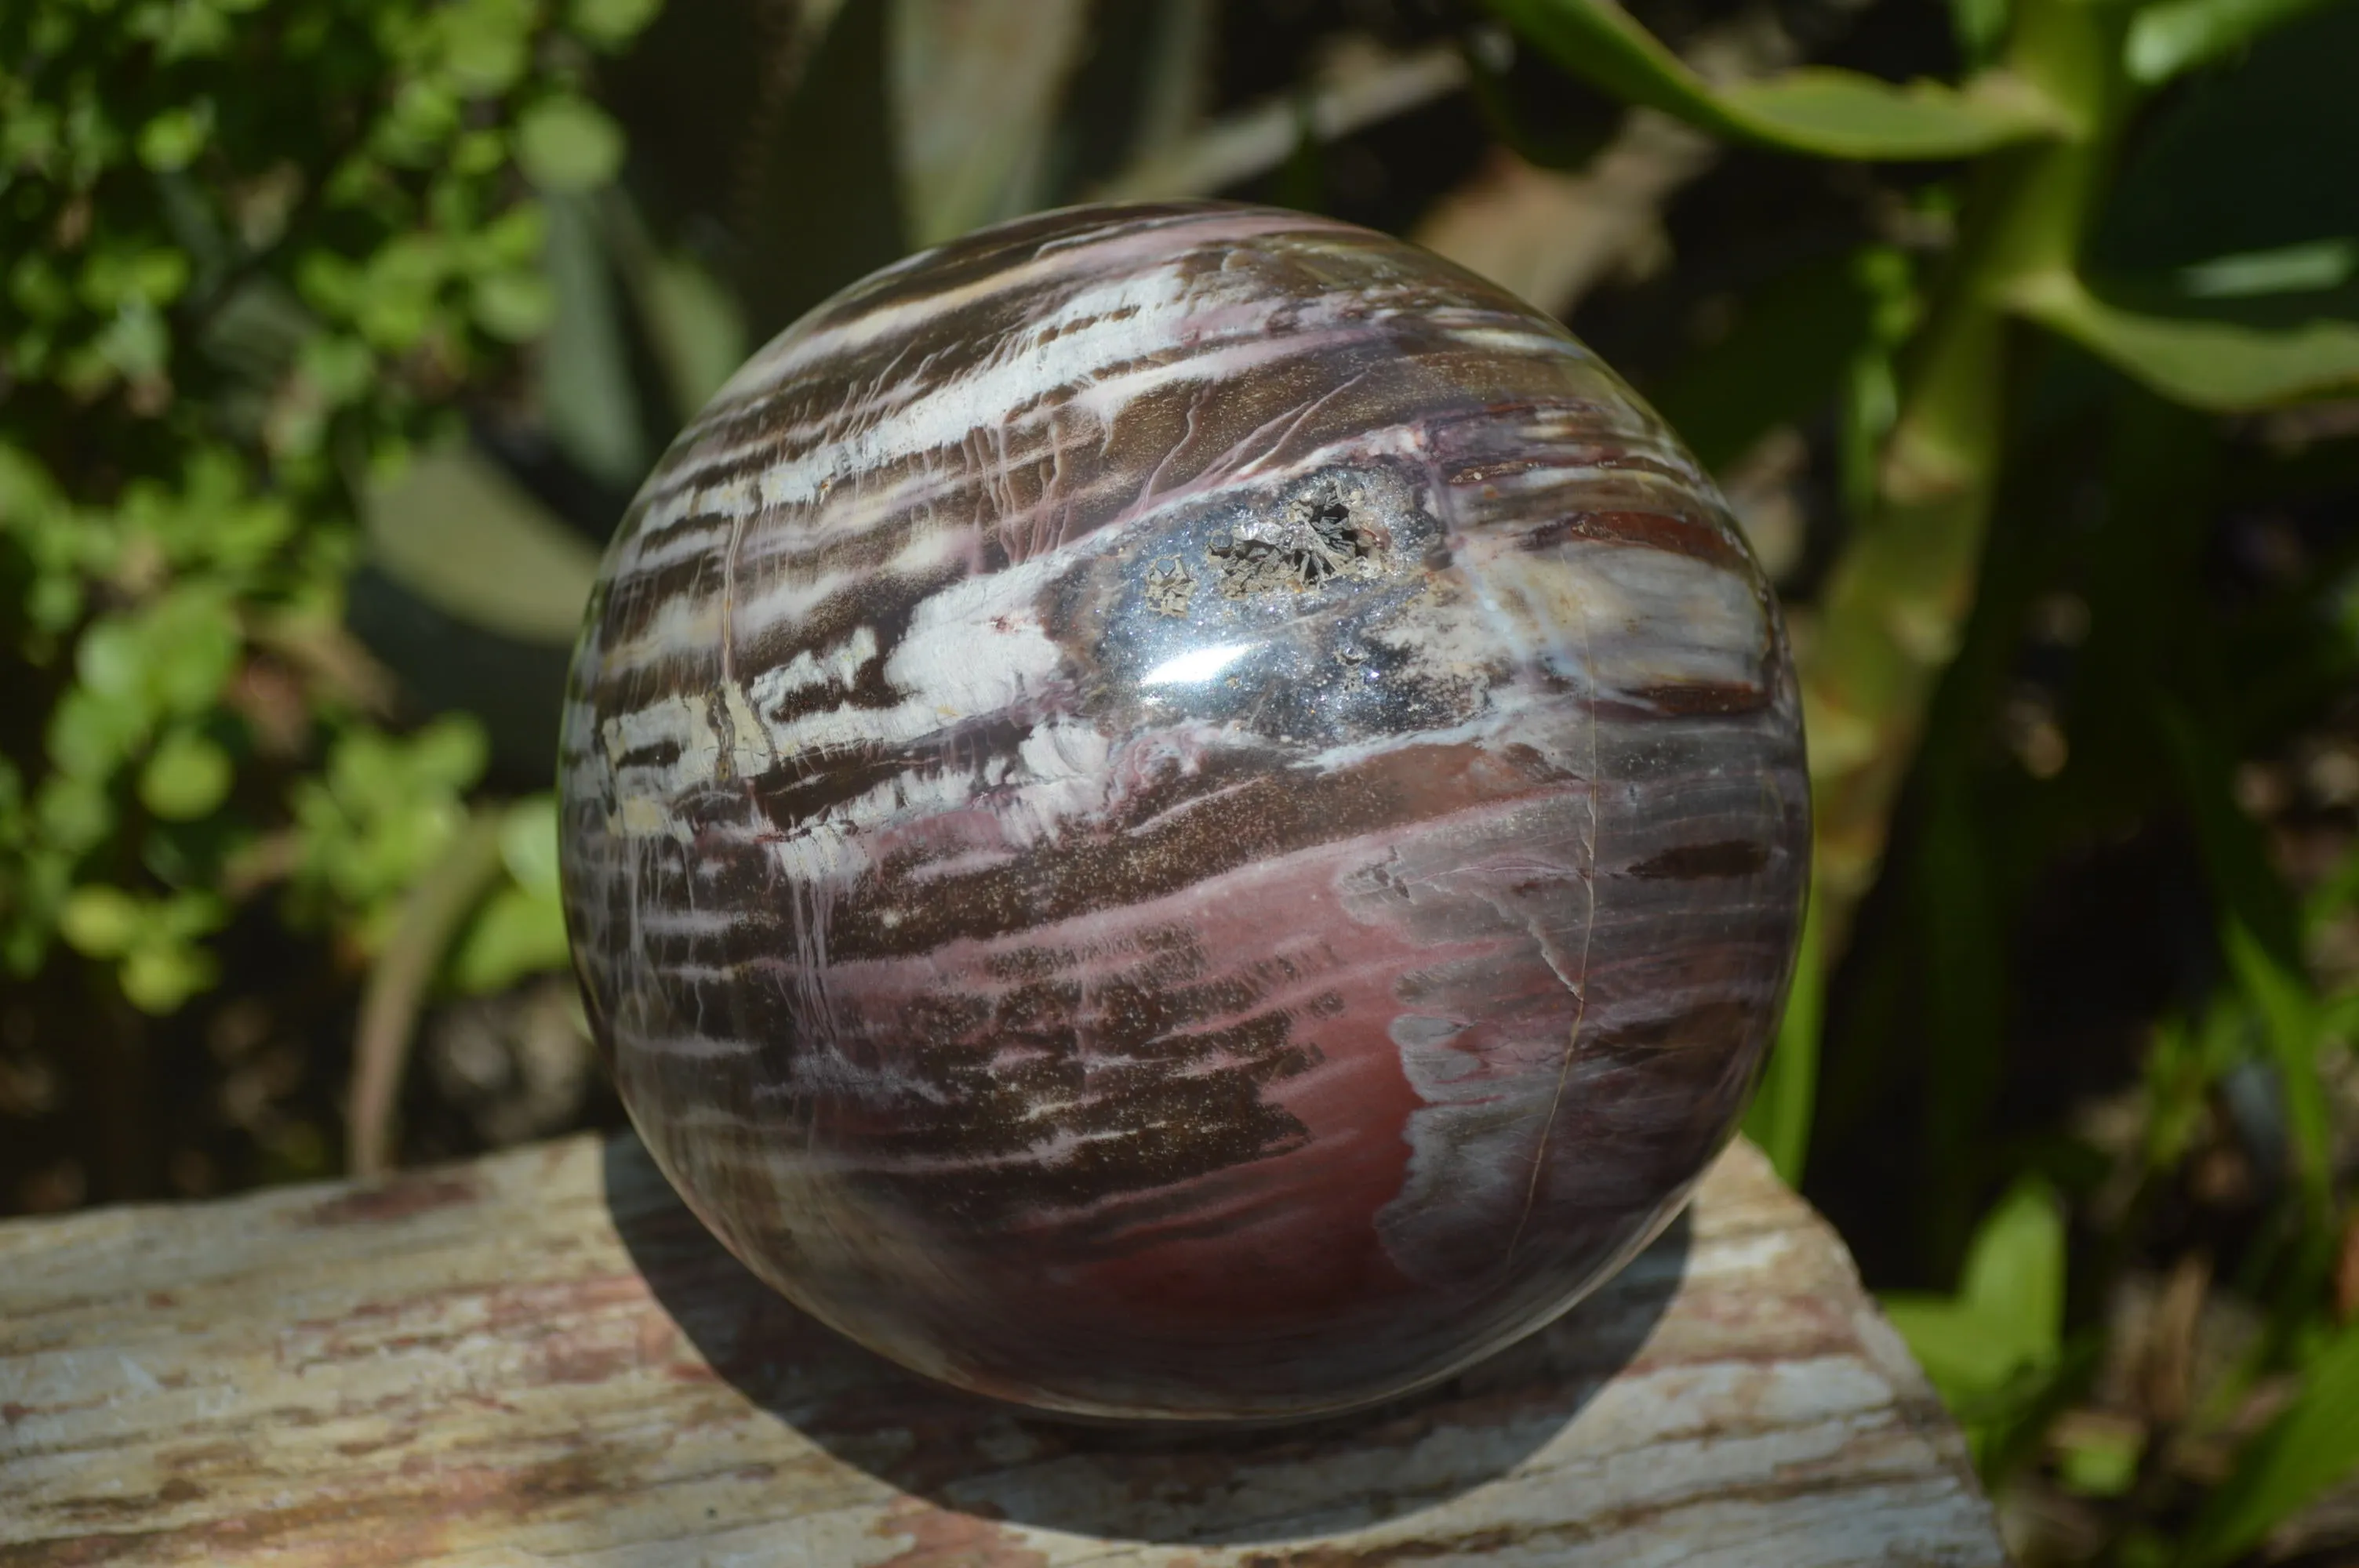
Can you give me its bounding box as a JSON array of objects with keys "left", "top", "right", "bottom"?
[{"left": 6, "top": 0, "right": 2359, "bottom": 1560}]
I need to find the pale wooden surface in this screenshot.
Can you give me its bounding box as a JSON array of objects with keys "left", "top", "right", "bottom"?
[{"left": 0, "top": 1134, "right": 2005, "bottom": 1566}]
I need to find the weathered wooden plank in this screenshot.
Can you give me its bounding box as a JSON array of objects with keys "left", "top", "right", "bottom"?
[{"left": 0, "top": 1135, "right": 2004, "bottom": 1566}]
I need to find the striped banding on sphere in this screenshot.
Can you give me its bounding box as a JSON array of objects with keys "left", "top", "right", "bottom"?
[{"left": 558, "top": 201, "right": 1809, "bottom": 1422}]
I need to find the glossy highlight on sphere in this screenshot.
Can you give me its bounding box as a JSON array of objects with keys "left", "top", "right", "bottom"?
[{"left": 558, "top": 201, "right": 1809, "bottom": 1423}]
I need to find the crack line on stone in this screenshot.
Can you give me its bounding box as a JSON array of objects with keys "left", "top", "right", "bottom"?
[{"left": 1509, "top": 589, "right": 1598, "bottom": 1264}]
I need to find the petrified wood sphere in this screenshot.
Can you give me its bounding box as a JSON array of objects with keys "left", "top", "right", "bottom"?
[{"left": 559, "top": 201, "right": 1808, "bottom": 1423}]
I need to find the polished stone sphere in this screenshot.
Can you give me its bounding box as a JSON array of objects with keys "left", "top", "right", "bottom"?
[{"left": 558, "top": 201, "right": 1808, "bottom": 1423}]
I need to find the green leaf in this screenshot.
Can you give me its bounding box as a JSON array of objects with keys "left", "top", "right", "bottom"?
[
  {"left": 1880, "top": 1179, "right": 2064, "bottom": 1410},
  {"left": 48, "top": 684, "right": 147, "bottom": 781},
  {"left": 2179, "top": 239, "right": 2357, "bottom": 299},
  {"left": 448, "top": 881, "right": 569, "bottom": 994},
  {"left": 364, "top": 448, "right": 600, "bottom": 644},
  {"left": 470, "top": 268, "right": 554, "bottom": 341},
  {"left": 473, "top": 202, "right": 548, "bottom": 270},
  {"left": 2094, "top": 2, "right": 2359, "bottom": 276},
  {"left": 136, "top": 104, "right": 213, "bottom": 172},
  {"left": 2055, "top": 1417, "right": 2144, "bottom": 1498},
  {"left": 353, "top": 233, "right": 454, "bottom": 351},
  {"left": 498, "top": 794, "right": 560, "bottom": 895},
  {"left": 35, "top": 776, "right": 114, "bottom": 856},
  {"left": 2152, "top": 699, "right": 2333, "bottom": 1207},
  {"left": 139, "top": 729, "right": 233, "bottom": 821},
  {"left": 405, "top": 716, "right": 493, "bottom": 796},
  {"left": 1726, "top": 72, "right": 2052, "bottom": 160},
  {"left": 2012, "top": 272, "right": 2359, "bottom": 411},
  {"left": 516, "top": 96, "right": 624, "bottom": 192},
  {"left": 119, "top": 938, "right": 218, "bottom": 1014},
  {"left": 570, "top": 0, "right": 661, "bottom": 49},
  {"left": 59, "top": 886, "right": 144, "bottom": 959},
  {"left": 1481, "top": 0, "right": 2057, "bottom": 159},
  {"left": 1742, "top": 881, "right": 1820, "bottom": 1185},
  {"left": 2126, "top": 0, "right": 2335, "bottom": 85},
  {"left": 442, "top": 801, "right": 567, "bottom": 998},
  {"left": 438, "top": 0, "right": 540, "bottom": 95},
  {"left": 889, "top": 0, "right": 1094, "bottom": 245},
  {"left": 144, "top": 589, "right": 243, "bottom": 716},
  {"left": 382, "top": 78, "right": 463, "bottom": 161},
  {"left": 74, "top": 617, "right": 147, "bottom": 700},
  {"left": 1881, "top": 1296, "right": 2040, "bottom": 1415},
  {"left": 635, "top": 249, "right": 748, "bottom": 424},
  {"left": 2182, "top": 1321, "right": 2359, "bottom": 1567},
  {"left": 536, "top": 192, "right": 646, "bottom": 487},
  {"left": 157, "top": 891, "right": 228, "bottom": 943},
  {"left": 1957, "top": 1181, "right": 2066, "bottom": 1363},
  {"left": 2221, "top": 917, "right": 2332, "bottom": 1204}
]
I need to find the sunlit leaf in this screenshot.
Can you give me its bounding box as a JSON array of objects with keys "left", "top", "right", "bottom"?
[
  {"left": 569, "top": 0, "right": 660, "bottom": 49},
  {"left": 538, "top": 192, "right": 645, "bottom": 488},
  {"left": 2125, "top": 0, "right": 2335, "bottom": 85},
  {"left": 2179, "top": 239, "right": 2357, "bottom": 299},
  {"left": 119, "top": 939, "right": 216, "bottom": 1014},
  {"left": 634, "top": 248, "right": 747, "bottom": 424},
  {"left": 442, "top": 807, "right": 566, "bottom": 999},
  {"left": 438, "top": 0, "right": 537, "bottom": 95},
  {"left": 889, "top": 0, "right": 1092, "bottom": 246},
  {"left": 1881, "top": 1180, "right": 2065, "bottom": 1410},
  {"left": 2012, "top": 271, "right": 2359, "bottom": 411},
  {"left": 2054, "top": 1415, "right": 2144, "bottom": 1498},
  {"left": 138, "top": 728, "right": 232, "bottom": 821},
  {"left": 1957, "top": 1180, "right": 2066, "bottom": 1362},
  {"left": 136, "top": 105, "right": 211, "bottom": 172},
  {"left": 1726, "top": 71, "right": 2052, "bottom": 160},
  {"left": 2182, "top": 1321, "right": 2359, "bottom": 1566},
  {"left": 448, "top": 880, "right": 569, "bottom": 994},
  {"left": 1881, "top": 1296, "right": 2028, "bottom": 1406},
  {"left": 2095, "top": 5, "right": 2359, "bottom": 276},
  {"left": 0, "top": 0, "right": 649, "bottom": 1030},
  {"left": 470, "top": 267, "right": 554, "bottom": 341},
  {"left": 365, "top": 448, "right": 599, "bottom": 644},
  {"left": 47, "top": 684, "right": 145, "bottom": 781},
  {"left": 1742, "top": 881, "right": 1820, "bottom": 1185},
  {"left": 1482, "top": 0, "right": 2057, "bottom": 159},
  {"left": 58, "top": 885, "right": 141, "bottom": 958},
  {"left": 516, "top": 96, "right": 624, "bottom": 192},
  {"left": 498, "top": 794, "right": 560, "bottom": 896}
]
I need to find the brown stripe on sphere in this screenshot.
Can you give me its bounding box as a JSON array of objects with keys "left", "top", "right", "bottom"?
[{"left": 558, "top": 200, "right": 1808, "bottom": 1423}]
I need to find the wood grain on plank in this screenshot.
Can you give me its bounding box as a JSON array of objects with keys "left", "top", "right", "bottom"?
[{"left": 0, "top": 1134, "right": 2005, "bottom": 1566}]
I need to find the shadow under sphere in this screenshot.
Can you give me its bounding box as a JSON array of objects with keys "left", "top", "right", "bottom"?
[{"left": 602, "top": 1132, "right": 1690, "bottom": 1549}]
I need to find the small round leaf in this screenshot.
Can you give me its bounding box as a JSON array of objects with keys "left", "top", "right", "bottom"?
[
  {"left": 516, "top": 97, "right": 623, "bottom": 192},
  {"left": 60, "top": 886, "right": 144, "bottom": 958},
  {"left": 121, "top": 940, "right": 217, "bottom": 1014},
  {"left": 472, "top": 270, "right": 555, "bottom": 341},
  {"left": 137, "top": 107, "right": 212, "bottom": 172},
  {"left": 140, "top": 730, "right": 234, "bottom": 821},
  {"left": 570, "top": 0, "right": 660, "bottom": 48}
]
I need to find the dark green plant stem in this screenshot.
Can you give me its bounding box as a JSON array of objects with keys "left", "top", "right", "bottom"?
[{"left": 1743, "top": 889, "right": 1823, "bottom": 1183}]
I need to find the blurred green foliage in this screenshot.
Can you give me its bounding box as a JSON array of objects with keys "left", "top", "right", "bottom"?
[
  {"left": 9, "top": 0, "right": 2359, "bottom": 1560},
  {"left": 0, "top": 0, "right": 653, "bottom": 1023}
]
